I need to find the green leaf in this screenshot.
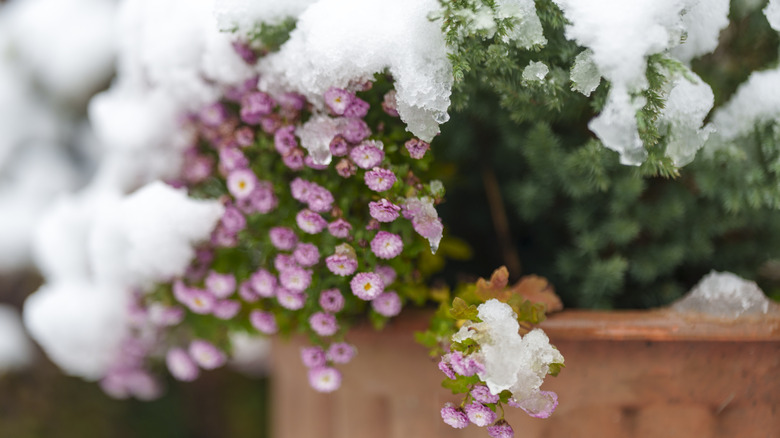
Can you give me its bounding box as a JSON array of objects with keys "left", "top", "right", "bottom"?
[
  {"left": 548, "top": 362, "right": 565, "bottom": 377},
  {"left": 450, "top": 297, "right": 480, "bottom": 321},
  {"left": 441, "top": 375, "right": 481, "bottom": 394}
]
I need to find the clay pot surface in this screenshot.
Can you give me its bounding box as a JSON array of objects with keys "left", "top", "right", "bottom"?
[{"left": 272, "top": 309, "right": 780, "bottom": 438}]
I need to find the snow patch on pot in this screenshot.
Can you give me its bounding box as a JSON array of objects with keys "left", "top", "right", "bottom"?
[{"left": 672, "top": 271, "right": 775, "bottom": 319}]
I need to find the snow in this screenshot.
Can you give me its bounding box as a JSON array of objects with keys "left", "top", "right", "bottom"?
[
  {"left": 570, "top": 49, "right": 601, "bottom": 97},
  {"left": 0, "top": 305, "right": 33, "bottom": 372},
  {"left": 0, "top": 143, "right": 80, "bottom": 271},
  {"left": 2, "top": 0, "right": 117, "bottom": 104},
  {"left": 588, "top": 85, "right": 647, "bottom": 166},
  {"left": 229, "top": 332, "right": 271, "bottom": 376},
  {"left": 213, "top": 0, "right": 316, "bottom": 33},
  {"left": 24, "top": 281, "right": 129, "bottom": 379},
  {"left": 552, "top": 0, "right": 724, "bottom": 165},
  {"left": 711, "top": 68, "right": 780, "bottom": 141},
  {"left": 658, "top": 72, "right": 715, "bottom": 166},
  {"left": 672, "top": 271, "right": 773, "bottom": 318},
  {"left": 257, "top": 0, "right": 452, "bottom": 142},
  {"left": 495, "top": 0, "right": 547, "bottom": 48},
  {"left": 670, "top": 0, "right": 729, "bottom": 64},
  {"left": 522, "top": 61, "right": 549, "bottom": 82},
  {"left": 89, "top": 182, "right": 224, "bottom": 290},
  {"left": 452, "top": 299, "right": 564, "bottom": 401},
  {"left": 766, "top": 0, "right": 780, "bottom": 32}
]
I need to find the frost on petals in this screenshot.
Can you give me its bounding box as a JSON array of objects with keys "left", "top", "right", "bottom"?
[{"left": 403, "top": 196, "right": 443, "bottom": 253}]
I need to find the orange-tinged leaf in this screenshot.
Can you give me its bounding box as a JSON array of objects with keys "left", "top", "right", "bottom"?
[
  {"left": 510, "top": 275, "right": 563, "bottom": 313},
  {"left": 474, "top": 266, "right": 511, "bottom": 301}
]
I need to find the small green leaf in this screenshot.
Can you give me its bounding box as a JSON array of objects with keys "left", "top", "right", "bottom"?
[
  {"left": 548, "top": 362, "right": 565, "bottom": 377},
  {"left": 450, "top": 297, "right": 480, "bottom": 321}
]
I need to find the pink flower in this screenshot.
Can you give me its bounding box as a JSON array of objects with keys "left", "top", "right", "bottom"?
[
  {"left": 220, "top": 205, "right": 246, "bottom": 234},
  {"left": 213, "top": 299, "right": 241, "bottom": 319},
  {"left": 329, "top": 135, "right": 349, "bottom": 157},
  {"left": 274, "top": 125, "right": 298, "bottom": 155},
  {"left": 487, "top": 421, "right": 515, "bottom": 438},
  {"left": 308, "top": 366, "right": 342, "bottom": 392},
  {"left": 205, "top": 271, "right": 236, "bottom": 299},
  {"left": 278, "top": 92, "right": 305, "bottom": 111},
  {"left": 340, "top": 118, "right": 370, "bottom": 143},
  {"left": 276, "top": 288, "right": 306, "bottom": 310},
  {"left": 319, "top": 288, "right": 345, "bottom": 313},
  {"left": 189, "top": 340, "right": 227, "bottom": 370},
  {"left": 290, "top": 177, "right": 313, "bottom": 202},
  {"left": 239, "top": 183, "right": 278, "bottom": 214},
  {"left": 249, "top": 310, "right": 278, "bottom": 334},
  {"left": 405, "top": 138, "right": 430, "bottom": 159},
  {"left": 364, "top": 167, "right": 396, "bottom": 192},
  {"left": 274, "top": 253, "right": 298, "bottom": 272},
  {"left": 240, "top": 91, "right": 275, "bottom": 124},
  {"left": 307, "top": 185, "right": 334, "bottom": 213},
  {"left": 336, "top": 158, "right": 357, "bottom": 178},
  {"left": 179, "top": 288, "right": 216, "bottom": 315},
  {"left": 350, "top": 141, "right": 385, "bottom": 169},
  {"left": 279, "top": 266, "right": 312, "bottom": 292},
  {"left": 309, "top": 312, "right": 339, "bottom": 336},
  {"left": 327, "top": 342, "right": 356, "bottom": 364},
  {"left": 199, "top": 102, "right": 228, "bottom": 127},
  {"left": 471, "top": 385, "right": 500, "bottom": 404},
  {"left": 250, "top": 269, "right": 277, "bottom": 297},
  {"left": 328, "top": 218, "right": 352, "bottom": 238},
  {"left": 368, "top": 199, "right": 401, "bottom": 222},
  {"left": 282, "top": 148, "right": 305, "bottom": 170},
  {"left": 227, "top": 168, "right": 258, "bottom": 199},
  {"left": 300, "top": 346, "right": 327, "bottom": 368},
  {"left": 370, "top": 231, "right": 404, "bottom": 259},
  {"left": 235, "top": 126, "right": 255, "bottom": 147},
  {"left": 438, "top": 358, "right": 456, "bottom": 379},
  {"left": 269, "top": 226, "right": 298, "bottom": 250},
  {"left": 325, "top": 254, "right": 357, "bottom": 276},
  {"left": 293, "top": 243, "right": 320, "bottom": 267},
  {"left": 323, "top": 87, "right": 353, "bottom": 115},
  {"left": 350, "top": 272, "right": 384, "bottom": 300},
  {"left": 182, "top": 153, "right": 214, "bottom": 184},
  {"left": 464, "top": 402, "right": 497, "bottom": 427},
  {"left": 375, "top": 265, "right": 397, "bottom": 285},
  {"left": 382, "top": 90, "right": 399, "bottom": 117},
  {"left": 343, "top": 96, "right": 369, "bottom": 118},
  {"left": 238, "top": 281, "right": 259, "bottom": 302},
  {"left": 166, "top": 348, "right": 199, "bottom": 381},
  {"left": 296, "top": 209, "right": 327, "bottom": 234},
  {"left": 219, "top": 147, "right": 249, "bottom": 170},
  {"left": 371, "top": 291, "right": 402, "bottom": 317},
  {"left": 441, "top": 404, "right": 469, "bottom": 429}
]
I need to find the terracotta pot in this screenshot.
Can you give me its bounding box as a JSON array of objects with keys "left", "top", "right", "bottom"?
[{"left": 271, "top": 309, "right": 780, "bottom": 438}]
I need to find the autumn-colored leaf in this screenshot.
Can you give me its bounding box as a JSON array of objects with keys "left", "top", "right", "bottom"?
[
  {"left": 474, "top": 266, "right": 511, "bottom": 301},
  {"left": 509, "top": 275, "right": 563, "bottom": 314}
]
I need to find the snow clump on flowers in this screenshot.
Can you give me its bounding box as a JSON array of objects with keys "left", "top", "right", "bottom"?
[{"left": 452, "top": 299, "right": 563, "bottom": 402}]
